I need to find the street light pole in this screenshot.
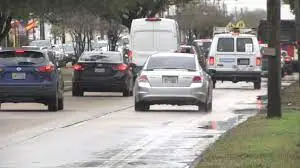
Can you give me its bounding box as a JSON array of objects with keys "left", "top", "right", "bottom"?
[{"left": 267, "top": 0, "right": 281, "bottom": 118}]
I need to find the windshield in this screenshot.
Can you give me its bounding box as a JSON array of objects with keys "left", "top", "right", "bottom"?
[
  {"left": 0, "top": 51, "right": 46, "bottom": 66},
  {"left": 29, "top": 40, "right": 51, "bottom": 47},
  {"left": 79, "top": 52, "right": 123, "bottom": 63},
  {"left": 146, "top": 56, "right": 196, "bottom": 70}
]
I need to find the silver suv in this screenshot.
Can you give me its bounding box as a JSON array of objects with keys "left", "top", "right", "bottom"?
[{"left": 207, "top": 32, "right": 262, "bottom": 89}]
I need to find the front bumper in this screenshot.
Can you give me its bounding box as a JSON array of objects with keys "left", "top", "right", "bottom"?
[{"left": 135, "top": 83, "right": 207, "bottom": 105}]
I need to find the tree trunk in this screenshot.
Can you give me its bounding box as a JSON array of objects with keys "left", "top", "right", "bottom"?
[
  {"left": 267, "top": 0, "right": 281, "bottom": 118},
  {"left": 295, "top": 0, "right": 300, "bottom": 85},
  {"left": 0, "top": 14, "right": 12, "bottom": 42},
  {"left": 39, "top": 16, "right": 45, "bottom": 40}
]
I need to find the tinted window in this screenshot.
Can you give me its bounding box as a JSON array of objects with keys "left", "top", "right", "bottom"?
[
  {"left": 237, "top": 38, "right": 253, "bottom": 52},
  {"left": 178, "top": 47, "right": 195, "bottom": 54},
  {"left": 0, "top": 51, "right": 46, "bottom": 66},
  {"left": 196, "top": 42, "right": 211, "bottom": 51},
  {"left": 146, "top": 56, "right": 196, "bottom": 70},
  {"left": 79, "top": 52, "right": 123, "bottom": 63},
  {"left": 217, "top": 38, "right": 234, "bottom": 52}
]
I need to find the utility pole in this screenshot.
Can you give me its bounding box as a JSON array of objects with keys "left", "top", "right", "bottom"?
[
  {"left": 267, "top": 0, "right": 281, "bottom": 118},
  {"left": 295, "top": 0, "right": 300, "bottom": 85},
  {"left": 39, "top": 16, "right": 45, "bottom": 40}
]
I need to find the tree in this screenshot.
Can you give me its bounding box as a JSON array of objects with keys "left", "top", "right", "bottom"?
[
  {"left": 176, "top": 1, "right": 232, "bottom": 43},
  {"left": 238, "top": 9, "right": 267, "bottom": 27}
]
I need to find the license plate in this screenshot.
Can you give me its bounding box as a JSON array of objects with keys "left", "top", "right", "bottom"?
[
  {"left": 238, "top": 59, "right": 249, "bottom": 65},
  {"left": 95, "top": 68, "right": 105, "bottom": 73},
  {"left": 12, "top": 73, "right": 26, "bottom": 80},
  {"left": 163, "top": 76, "right": 178, "bottom": 84}
]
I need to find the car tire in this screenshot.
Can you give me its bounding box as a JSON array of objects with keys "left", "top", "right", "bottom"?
[
  {"left": 254, "top": 81, "right": 261, "bottom": 90},
  {"left": 287, "top": 70, "right": 293, "bottom": 75},
  {"left": 129, "top": 90, "right": 133, "bottom": 96},
  {"left": 123, "top": 87, "right": 131, "bottom": 97},
  {"left": 281, "top": 69, "right": 285, "bottom": 78},
  {"left": 135, "top": 102, "right": 149, "bottom": 112},
  {"left": 213, "top": 81, "right": 216, "bottom": 89},
  {"left": 48, "top": 95, "right": 58, "bottom": 112},
  {"left": 58, "top": 98, "right": 64, "bottom": 110},
  {"left": 72, "top": 84, "right": 84, "bottom": 97}
]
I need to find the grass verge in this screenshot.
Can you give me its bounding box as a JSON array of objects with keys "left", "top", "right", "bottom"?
[{"left": 197, "top": 83, "right": 300, "bottom": 168}]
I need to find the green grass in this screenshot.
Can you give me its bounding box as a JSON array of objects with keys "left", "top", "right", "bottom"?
[{"left": 197, "top": 83, "right": 300, "bottom": 168}]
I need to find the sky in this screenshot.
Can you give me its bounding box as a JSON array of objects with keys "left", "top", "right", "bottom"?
[{"left": 223, "top": 0, "right": 295, "bottom": 20}]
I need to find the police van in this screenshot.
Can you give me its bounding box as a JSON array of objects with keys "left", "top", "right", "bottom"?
[
  {"left": 129, "top": 17, "right": 180, "bottom": 79},
  {"left": 208, "top": 27, "right": 262, "bottom": 89}
]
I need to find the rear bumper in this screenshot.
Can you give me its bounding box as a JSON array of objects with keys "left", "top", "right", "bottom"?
[
  {"left": 135, "top": 84, "right": 207, "bottom": 105},
  {"left": 209, "top": 70, "right": 261, "bottom": 82},
  {"left": 0, "top": 84, "right": 56, "bottom": 103},
  {"left": 73, "top": 77, "right": 129, "bottom": 92}
]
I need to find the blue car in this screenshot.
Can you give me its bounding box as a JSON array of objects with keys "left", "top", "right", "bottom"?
[{"left": 0, "top": 48, "right": 64, "bottom": 111}]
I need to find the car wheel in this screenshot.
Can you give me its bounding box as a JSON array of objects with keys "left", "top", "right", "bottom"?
[
  {"left": 0, "top": 103, "right": 1, "bottom": 110},
  {"left": 72, "top": 84, "right": 84, "bottom": 97},
  {"left": 135, "top": 102, "right": 149, "bottom": 112},
  {"left": 287, "top": 70, "right": 293, "bottom": 75},
  {"left": 123, "top": 87, "right": 130, "bottom": 97},
  {"left": 281, "top": 69, "right": 285, "bottom": 78},
  {"left": 58, "top": 97, "right": 64, "bottom": 110},
  {"left": 254, "top": 81, "right": 261, "bottom": 90},
  {"left": 48, "top": 95, "right": 58, "bottom": 112},
  {"left": 213, "top": 81, "right": 216, "bottom": 89}
]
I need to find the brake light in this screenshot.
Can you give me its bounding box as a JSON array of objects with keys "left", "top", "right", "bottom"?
[
  {"left": 15, "top": 49, "right": 25, "bottom": 54},
  {"left": 138, "top": 75, "right": 149, "bottom": 83},
  {"left": 192, "top": 76, "right": 202, "bottom": 83},
  {"left": 285, "top": 57, "right": 291, "bottom": 62},
  {"left": 256, "top": 57, "right": 261, "bottom": 66},
  {"left": 73, "top": 64, "right": 84, "bottom": 71},
  {"left": 113, "top": 64, "right": 128, "bottom": 71},
  {"left": 209, "top": 57, "right": 215, "bottom": 65},
  {"left": 146, "top": 17, "right": 161, "bottom": 21},
  {"left": 38, "top": 64, "right": 55, "bottom": 73}
]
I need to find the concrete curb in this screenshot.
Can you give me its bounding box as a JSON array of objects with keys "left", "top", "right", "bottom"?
[{"left": 189, "top": 75, "right": 298, "bottom": 168}]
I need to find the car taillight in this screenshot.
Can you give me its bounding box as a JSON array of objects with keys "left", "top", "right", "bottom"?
[
  {"left": 113, "top": 64, "right": 128, "bottom": 71},
  {"left": 15, "top": 49, "right": 25, "bottom": 54},
  {"left": 73, "top": 64, "right": 84, "bottom": 71},
  {"left": 256, "top": 57, "right": 261, "bottom": 66},
  {"left": 138, "top": 75, "right": 149, "bottom": 83},
  {"left": 38, "top": 64, "right": 55, "bottom": 73},
  {"left": 285, "top": 57, "right": 291, "bottom": 62},
  {"left": 209, "top": 57, "right": 215, "bottom": 65},
  {"left": 192, "top": 76, "right": 202, "bottom": 83}
]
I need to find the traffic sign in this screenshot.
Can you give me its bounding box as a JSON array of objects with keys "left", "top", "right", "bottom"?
[{"left": 261, "top": 47, "right": 276, "bottom": 56}]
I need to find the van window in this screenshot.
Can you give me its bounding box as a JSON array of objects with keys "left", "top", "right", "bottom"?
[
  {"left": 237, "top": 38, "right": 253, "bottom": 52},
  {"left": 217, "top": 38, "right": 234, "bottom": 52},
  {"left": 133, "top": 31, "right": 153, "bottom": 51}
]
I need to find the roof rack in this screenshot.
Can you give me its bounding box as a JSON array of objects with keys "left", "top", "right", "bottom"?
[{"left": 213, "top": 27, "right": 257, "bottom": 36}]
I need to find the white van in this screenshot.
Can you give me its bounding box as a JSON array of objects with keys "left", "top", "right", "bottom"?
[
  {"left": 129, "top": 17, "right": 180, "bottom": 77},
  {"left": 208, "top": 29, "right": 262, "bottom": 89}
]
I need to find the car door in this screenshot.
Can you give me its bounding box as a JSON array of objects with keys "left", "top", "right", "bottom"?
[
  {"left": 236, "top": 37, "right": 256, "bottom": 71},
  {"left": 214, "top": 37, "right": 237, "bottom": 71}
]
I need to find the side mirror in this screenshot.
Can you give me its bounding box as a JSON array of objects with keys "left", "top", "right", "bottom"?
[{"left": 129, "top": 63, "right": 136, "bottom": 67}]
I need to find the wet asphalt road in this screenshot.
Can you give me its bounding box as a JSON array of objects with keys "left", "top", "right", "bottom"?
[{"left": 0, "top": 76, "right": 296, "bottom": 168}]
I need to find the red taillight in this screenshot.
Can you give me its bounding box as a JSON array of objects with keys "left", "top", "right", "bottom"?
[
  {"left": 285, "top": 57, "right": 291, "bottom": 62},
  {"left": 38, "top": 64, "right": 55, "bottom": 73},
  {"left": 146, "top": 17, "right": 161, "bottom": 21},
  {"left": 138, "top": 75, "right": 149, "bottom": 83},
  {"left": 192, "top": 76, "right": 202, "bottom": 83},
  {"left": 15, "top": 49, "right": 25, "bottom": 54},
  {"left": 113, "top": 64, "right": 128, "bottom": 71},
  {"left": 256, "top": 57, "right": 261, "bottom": 66},
  {"left": 73, "top": 64, "right": 84, "bottom": 71},
  {"left": 209, "top": 57, "right": 215, "bottom": 65}
]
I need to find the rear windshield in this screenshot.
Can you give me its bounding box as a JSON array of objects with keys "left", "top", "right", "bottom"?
[
  {"left": 79, "top": 52, "right": 123, "bottom": 63},
  {"left": 217, "top": 38, "right": 234, "bottom": 52},
  {"left": 0, "top": 51, "right": 46, "bottom": 66},
  {"left": 237, "top": 38, "right": 254, "bottom": 52},
  {"left": 146, "top": 56, "right": 196, "bottom": 70},
  {"left": 178, "top": 47, "right": 194, "bottom": 54},
  {"left": 196, "top": 42, "right": 211, "bottom": 51}
]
